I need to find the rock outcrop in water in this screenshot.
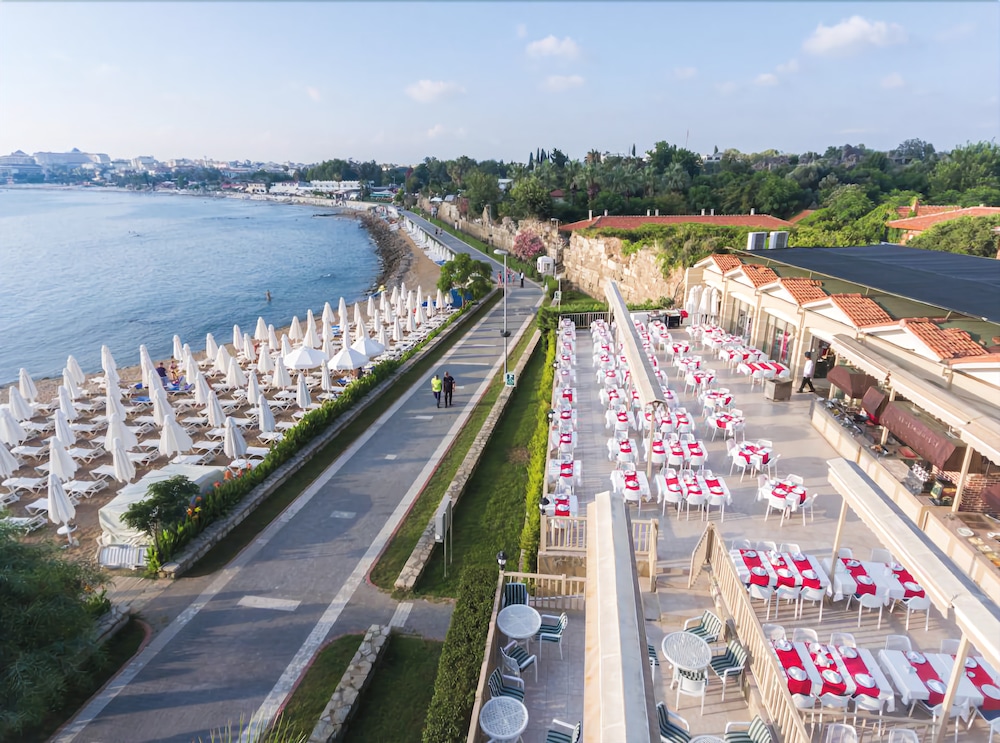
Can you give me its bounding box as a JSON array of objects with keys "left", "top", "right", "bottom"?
[{"left": 359, "top": 211, "right": 413, "bottom": 292}]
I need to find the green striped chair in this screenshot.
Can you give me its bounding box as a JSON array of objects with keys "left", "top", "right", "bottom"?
[
  {"left": 538, "top": 613, "right": 568, "bottom": 659},
  {"left": 503, "top": 581, "right": 528, "bottom": 608},
  {"left": 656, "top": 702, "right": 691, "bottom": 743},
  {"left": 544, "top": 719, "right": 581, "bottom": 743},
  {"left": 709, "top": 639, "right": 748, "bottom": 701},
  {"left": 682, "top": 610, "right": 723, "bottom": 643},
  {"left": 648, "top": 642, "right": 661, "bottom": 680},
  {"left": 487, "top": 667, "right": 525, "bottom": 702},
  {"left": 724, "top": 715, "right": 773, "bottom": 743},
  {"left": 501, "top": 640, "right": 537, "bottom": 682}
]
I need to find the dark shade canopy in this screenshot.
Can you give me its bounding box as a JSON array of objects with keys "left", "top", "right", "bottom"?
[
  {"left": 981, "top": 483, "right": 1000, "bottom": 514},
  {"left": 753, "top": 244, "right": 1000, "bottom": 323},
  {"left": 862, "top": 387, "right": 888, "bottom": 421},
  {"left": 881, "top": 401, "right": 966, "bottom": 470},
  {"left": 828, "top": 366, "right": 877, "bottom": 399}
]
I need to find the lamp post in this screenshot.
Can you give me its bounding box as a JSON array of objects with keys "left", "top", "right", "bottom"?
[
  {"left": 496, "top": 550, "right": 507, "bottom": 572},
  {"left": 494, "top": 249, "right": 510, "bottom": 378}
]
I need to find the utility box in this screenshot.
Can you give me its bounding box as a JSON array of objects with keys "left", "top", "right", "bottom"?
[{"left": 764, "top": 378, "right": 793, "bottom": 401}]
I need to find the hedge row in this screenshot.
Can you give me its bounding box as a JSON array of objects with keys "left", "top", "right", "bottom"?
[
  {"left": 420, "top": 565, "right": 497, "bottom": 743},
  {"left": 518, "top": 330, "right": 555, "bottom": 572},
  {"left": 144, "top": 304, "right": 476, "bottom": 574}
]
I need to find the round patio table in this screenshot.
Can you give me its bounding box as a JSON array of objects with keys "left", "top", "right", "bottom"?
[
  {"left": 479, "top": 695, "right": 528, "bottom": 742},
  {"left": 497, "top": 604, "right": 541, "bottom": 644},
  {"left": 661, "top": 631, "right": 712, "bottom": 672}
]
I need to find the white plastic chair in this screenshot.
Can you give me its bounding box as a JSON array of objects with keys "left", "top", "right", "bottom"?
[
  {"left": 793, "top": 693, "right": 819, "bottom": 734},
  {"left": 787, "top": 474, "right": 804, "bottom": 486},
  {"left": 884, "top": 635, "right": 912, "bottom": 652},
  {"left": 799, "top": 584, "right": 827, "bottom": 622},
  {"left": 674, "top": 670, "right": 709, "bottom": 714},
  {"left": 684, "top": 490, "right": 707, "bottom": 521},
  {"left": 757, "top": 540, "right": 777, "bottom": 553},
  {"left": 919, "top": 700, "right": 971, "bottom": 743},
  {"left": 764, "top": 493, "right": 789, "bottom": 525},
  {"left": 731, "top": 538, "right": 752, "bottom": 550},
  {"left": 856, "top": 592, "right": 888, "bottom": 629},
  {"left": 819, "top": 697, "right": 851, "bottom": 728},
  {"left": 792, "top": 627, "right": 819, "bottom": 644},
  {"left": 830, "top": 632, "right": 856, "bottom": 648},
  {"left": 762, "top": 623, "right": 786, "bottom": 641},
  {"left": 729, "top": 450, "right": 750, "bottom": 482},
  {"left": 838, "top": 547, "right": 854, "bottom": 559},
  {"left": 870, "top": 548, "right": 893, "bottom": 564},
  {"left": 852, "top": 694, "right": 886, "bottom": 735},
  {"left": 940, "top": 638, "right": 960, "bottom": 654},
  {"left": 749, "top": 583, "right": 774, "bottom": 620},
  {"left": 797, "top": 493, "right": 818, "bottom": 524},
  {"left": 779, "top": 542, "right": 801, "bottom": 554},
  {"left": 887, "top": 730, "right": 920, "bottom": 743},
  {"left": 902, "top": 594, "right": 932, "bottom": 631},
  {"left": 774, "top": 585, "right": 800, "bottom": 619}
]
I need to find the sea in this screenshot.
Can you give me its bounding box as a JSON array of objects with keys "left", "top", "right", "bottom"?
[{"left": 0, "top": 188, "right": 381, "bottom": 386}]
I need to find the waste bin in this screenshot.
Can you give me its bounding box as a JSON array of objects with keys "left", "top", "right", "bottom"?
[{"left": 764, "top": 378, "right": 793, "bottom": 401}]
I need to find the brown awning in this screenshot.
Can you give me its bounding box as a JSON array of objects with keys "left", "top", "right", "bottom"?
[
  {"left": 862, "top": 387, "right": 888, "bottom": 420},
  {"left": 982, "top": 483, "right": 1000, "bottom": 514},
  {"left": 827, "top": 366, "right": 877, "bottom": 399},
  {"left": 881, "top": 402, "right": 965, "bottom": 470}
]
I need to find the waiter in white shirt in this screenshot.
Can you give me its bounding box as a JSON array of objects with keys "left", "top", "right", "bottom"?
[{"left": 797, "top": 351, "right": 816, "bottom": 393}]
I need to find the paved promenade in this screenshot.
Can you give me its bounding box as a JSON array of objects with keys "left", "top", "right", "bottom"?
[{"left": 55, "top": 236, "right": 544, "bottom": 742}]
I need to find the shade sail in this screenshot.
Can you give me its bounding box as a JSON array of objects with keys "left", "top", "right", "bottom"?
[
  {"left": 861, "top": 387, "right": 888, "bottom": 421},
  {"left": 827, "top": 366, "right": 876, "bottom": 400},
  {"left": 881, "top": 401, "right": 966, "bottom": 470}
]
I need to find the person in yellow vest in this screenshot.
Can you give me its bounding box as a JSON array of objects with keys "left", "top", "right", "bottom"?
[{"left": 431, "top": 374, "right": 443, "bottom": 408}]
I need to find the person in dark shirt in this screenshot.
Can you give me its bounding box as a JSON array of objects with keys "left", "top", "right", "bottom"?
[
  {"left": 442, "top": 371, "right": 455, "bottom": 407},
  {"left": 155, "top": 361, "right": 168, "bottom": 386}
]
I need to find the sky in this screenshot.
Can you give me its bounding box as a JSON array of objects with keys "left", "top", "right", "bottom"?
[{"left": 1, "top": 2, "right": 997, "bottom": 166}]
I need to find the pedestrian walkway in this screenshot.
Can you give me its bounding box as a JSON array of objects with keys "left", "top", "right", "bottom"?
[{"left": 55, "top": 242, "right": 544, "bottom": 742}]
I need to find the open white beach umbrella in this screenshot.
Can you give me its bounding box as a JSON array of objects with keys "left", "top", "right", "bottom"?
[
  {"left": 295, "top": 373, "right": 311, "bottom": 411},
  {"left": 267, "top": 324, "right": 279, "bottom": 350},
  {"left": 391, "top": 317, "right": 403, "bottom": 342},
  {"left": 256, "top": 343, "right": 275, "bottom": 375},
  {"left": 226, "top": 356, "right": 247, "bottom": 388},
  {"left": 242, "top": 332, "right": 256, "bottom": 362},
  {"left": 223, "top": 416, "right": 248, "bottom": 460},
  {"left": 351, "top": 334, "right": 385, "bottom": 359},
  {"left": 328, "top": 343, "right": 368, "bottom": 372},
  {"left": 67, "top": 355, "right": 87, "bottom": 387},
  {"left": 159, "top": 410, "right": 193, "bottom": 457},
  {"left": 193, "top": 369, "right": 211, "bottom": 406},
  {"left": 0, "top": 408, "right": 26, "bottom": 446},
  {"left": 7, "top": 387, "right": 34, "bottom": 421},
  {"left": 101, "top": 345, "right": 118, "bottom": 378},
  {"left": 104, "top": 391, "right": 126, "bottom": 423},
  {"left": 214, "top": 346, "right": 233, "bottom": 376},
  {"left": 62, "top": 368, "right": 84, "bottom": 401},
  {"left": 205, "top": 332, "right": 220, "bottom": 362},
  {"left": 47, "top": 474, "right": 76, "bottom": 544},
  {"left": 172, "top": 334, "right": 184, "bottom": 362},
  {"left": 280, "top": 334, "right": 294, "bottom": 358},
  {"left": 18, "top": 368, "right": 38, "bottom": 403},
  {"left": 54, "top": 409, "right": 76, "bottom": 447},
  {"left": 288, "top": 316, "right": 303, "bottom": 344},
  {"left": 257, "top": 396, "right": 276, "bottom": 434},
  {"left": 232, "top": 324, "right": 243, "bottom": 351},
  {"left": 104, "top": 412, "right": 138, "bottom": 453},
  {"left": 271, "top": 357, "right": 292, "bottom": 389},
  {"left": 367, "top": 295, "right": 375, "bottom": 318},
  {"left": 246, "top": 371, "right": 262, "bottom": 406},
  {"left": 58, "top": 385, "right": 78, "bottom": 421},
  {"left": 338, "top": 297, "right": 349, "bottom": 329},
  {"left": 111, "top": 436, "right": 136, "bottom": 484},
  {"left": 377, "top": 324, "right": 391, "bottom": 350},
  {"left": 205, "top": 389, "right": 227, "bottom": 428},
  {"left": 0, "top": 443, "right": 19, "bottom": 478},
  {"left": 302, "top": 314, "right": 321, "bottom": 349},
  {"left": 254, "top": 316, "right": 269, "bottom": 341},
  {"left": 48, "top": 437, "right": 78, "bottom": 481},
  {"left": 284, "top": 345, "right": 327, "bottom": 370}
]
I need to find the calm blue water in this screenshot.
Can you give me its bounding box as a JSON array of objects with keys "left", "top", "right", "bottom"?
[{"left": 0, "top": 188, "right": 380, "bottom": 385}]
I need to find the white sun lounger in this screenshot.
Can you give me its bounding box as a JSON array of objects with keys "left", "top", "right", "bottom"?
[
  {"left": 1, "top": 491, "right": 20, "bottom": 507},
  {"left": 67, "top": 446, "right": 102, "bottom": 463},
  {"left": 3, "top": 477, "right": 47, "bottom": 495},
  {"left": 128, "top": 450, "right": 160, "bottom": 466},
  {"left": 2, "top": 514, "right": 46, "bottom": 534},
  {"left": 98, "top": 544, "right": 148, "bottom": 570},
  {"left": 64, "top": 479, "right": 108, "bottom": 498},
  {"left": 70, "top": 421, "right": 104, "bottom": 435},
  {"left": 91, "top": 464, "right": 117, "bottom": 481},
  {"left": 11, "top": 444, "right": 48, "bottom": 460}
]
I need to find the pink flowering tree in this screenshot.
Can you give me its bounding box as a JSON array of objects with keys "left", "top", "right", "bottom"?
[{"left": 511, "top": 230, "right": 545, "bottom": 261}]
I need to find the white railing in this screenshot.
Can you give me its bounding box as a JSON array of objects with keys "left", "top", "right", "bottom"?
[
  {"left": 503, "top": 571, "right": 587, "bottom": 612},
  {"left": 540, "top": 514, "right": 587, "bottom": 552}
]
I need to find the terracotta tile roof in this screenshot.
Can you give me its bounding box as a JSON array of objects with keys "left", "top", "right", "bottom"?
[
  {"left": 886, "top": 206, "right": 1000, "bottom": 231},
  {"left": 788, "top": 209, "right": 816, "bottom": 223},
  {"left": 778, "top": 277, "right": 827, "bottom": 306},
  {"left": 739, "top": 264, "right": 779, "bottom": 288},
  {"left": 558, "top": 213, "right": 794, "bottom": 232},
  {"left": 893, "top": 204, "right": 959, "bottom": 219},
  {"left": 828, "top": 294, "right": 895, "bottom": 328},
  {"left": 708, "top": 254, "right": 743, "bottom": 274},
  {"left": 902, "top": 320, "right": 986, "bottom": 360}
]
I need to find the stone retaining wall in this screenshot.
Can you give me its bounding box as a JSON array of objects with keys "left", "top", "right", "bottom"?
[
  {"left": 160, "top": 290, "right": 499, "bottom": 578},
  {"left": 395, "top": 326, "right": 543, "bottom": 592},
  {"left": 561, "top": 232, "right": 683, "bottom": 305},
  {"left": 308, "top": 624, "right": 390, "bottom": 743}
]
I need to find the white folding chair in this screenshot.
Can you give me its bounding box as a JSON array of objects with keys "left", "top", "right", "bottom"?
[
  {"left": 792, "top": 627, "right": 818, "bottom": 644},
  {"left": 884, "top": 635, "right": 912, "bottom": 652}
]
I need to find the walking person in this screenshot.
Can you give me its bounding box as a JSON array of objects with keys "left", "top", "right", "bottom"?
[
  {"left": 431, "top": 374, "right": 442, "bottom": 407},
  {"left": 442, "top": 371, "right": 455, "bottom": 407},
  {"left": 797, "top": 351, "right": 816, "bottom": 393},
  {"left": 519, "top": 271, "right": 524, "bottom": 288}
]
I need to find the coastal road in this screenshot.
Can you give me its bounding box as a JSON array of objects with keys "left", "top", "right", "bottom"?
[{"left": 56, "top": 239, "right": 545, "bottom": 742}]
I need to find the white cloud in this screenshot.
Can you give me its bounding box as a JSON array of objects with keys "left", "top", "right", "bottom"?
[
  {"left": 542, "top": 75, "right": 584, "bottom": 92},
  {"left": 776, "top": 58, "right": 799, "bottom": 74},
  {"left": 881, "top": 72, "right": 905, "bottom": 89},
  {"left": 716, "top": 81, "right": 738, "bottom": 95},
  {"left": 934, "top": 23, "right": 974, "bottom": 43},
  {"left": 516, "top": 23, "right": 527, "bottom": 39},
  {"left": 426, "top": 124, "right": 446, "bottom": 139},
  {"left": 526, "top": 35, "right": 580, "bottom": 60},
  {"left": 306, "top": 86, "right": 321, "bottom": 102},
  {"left": 803, "top": 16, "right": 907, "bottom": 56},
  {"left": 754, "top": 73, "right": 779, "bottom": 87},
  {"left": 405, "top": 79, "right": 465, "bottom": 103},
  {"left": 673, "top": 66, "right": 697, "bottom": 80}
]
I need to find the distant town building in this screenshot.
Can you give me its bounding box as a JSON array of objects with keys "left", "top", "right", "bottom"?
[
  {"left": 0, "top": 150, "right": 43, "bottom": 177},
  {"left": 33, "top": 148, "right": 110, "bottom": 167},
  {"left": 245, "top": 182, "right": 268, "bottom": 194},
  {"left": 887, "top": 205, "right": 1000, "bottom": 243}
]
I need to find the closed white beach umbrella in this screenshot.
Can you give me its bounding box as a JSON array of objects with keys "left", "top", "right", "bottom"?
[
  {"left": 173, "top": 334, "right": 184, "bottom": 362},
  {"left": 104, "top": 412, "right": 138, "bottom": 453},
  {"left": 322, "top": 334, "right": 338, "bottom": 360},
  {"left": 711, "top": 287, "right": 721, "bottom": 318},
  {"left": 150, "top": 382, "right": 171, "bottom": 426},
  {"left": 232, "top": 324, "right": 243, "bottom": 351},
  {"left": 367, "top": 295, "right": 375, "bottom": 318},
  {"left": 406, "top": 311, "right": 417, "bottom": 334},
  {"left": 392, "top": 317, "right": 403, "bottom": 342},
  {"left": 379, "top": 291, "right": 388, "bottom": 317},
  {"left": 54, "top": 409, "right": 76, "bottom": 447},
  {"left": 193, "top": 369, "right": 211, "bottom": 406},
  {"left": 271, "top": 357, "right": 292, "bottom": 389},
  {"left": 183, "top": 344, "right": 199, "bottom": 383},
  {"left": 416, "top": 286, "right": 424, "bottom": 311},
  {"left": 18, "top": 368, "right": 38, "bottom": 403},
  {"left": 62, "top": 367, "right": 83, "bottom": 401},
  {"left": 223, "top": 416, "right": 248, "bottom": 460},
  {"left": 0, "top": 443, "right": 19, "bottom": 478},
  {"left": 104, "top": 363, "right": 121, "bottom": 392},
  {"left": 254, "top": 316, "right": 269, "bottom": 341},
  {"left": 416, "top": 302, "right": 428, "bottom": 327},
  {"left": 104, "top": 391, "right": 126, "bottom": 423},
  {"left": 306, "top": 308, "right": 318, "bottom": 336},
  {"left": 338, "top": 297, "right": 349, "bottom": 329},
  {"left": 66, "top": 355, "right": 87, "bottom": 387},
  {"left": 205, "top": 332, "right": 220, "bottom": 362},
  {"left": 279, "top": 334, "right": 293, "bottom": 358},
  {"left": 205, "top": 389, "right": 227, "bottom": 428},
  {"left": 0, "top": 408, "right": 26, "bottom": 446},
  {"left": 302, "top": 315, "right": 320, "bottom": 349},
  {"left": 139, "top": 345, "right": 155, "bottom": 382},
  {"left": 288, "top": 316, "right": 303, "bottom": 344},
  {"left": 47, "top": 474, "right": 76, "bottom": 543},
  {"left": 351, "top": 333, "right": 385, "bottom": 360},
  {"left": 7, "top": 387, "right": 34, "bottom": 421},
  {"left": 246, "top": 371, "right": 262, "bottom": 406},
  {"left": 322, "top": 301, "right": 335, "bottom": 332},
  {"left": 377, "top": 324, "right": 391, "bottom": 350},
  {"left": 372, "top": 309, "right": 382, "bottom": 332},
  {"left": 214, "top": 345, "right": 232, "bottom": 376},
  {"left": 226, "top": 356, "right": 247, "bottom": 388},
  {"left": 159, "top": 411, "right": 193, "bottom": 457},
  {"left": 295, "top": 373, "right": 311, "bottom": 411},
  {"left": 436, "top": 288, "right": 445, "bottom": 315},
  {"left": 111, "top": 436, "right": 136, "bottom": 484},
  {"left": 256, "top": 343, "right": 275, "bottom": 375},
  {"left": 389, "top": 285, "right": 399, "bottom": 309},
  {"left": 320, "top": 361, "right": 333, "bottom": 393},
  {"left": 400, "top": 281, "right": 408, "bottom": 300},
  {"left": 48, "top": 438, "right": 78, "bottom": 481},
  {"left": 101, "top": 345, "right": 118, "bottom": 378},
  {"left": 257, "top": 396, "right": 276, "bottom": 434},
  {"left": 328, "top": 344, "right": 369, "bottom": 372},
  {"left": 406, "top": 290, "right": 416, "bottom": 317},
  {"left": 267, "top": 324, "right": 279, "bottom": 350},
  {"left": 284, "top": 346, "right": 327, "bottom": 370},
  {"left": 698, "top": 285, "right": 712, "bottom": 320},
  {"left": 242, "top": 332, "right": 256, "bottom": 362},
  {"left": 353, "top": 314, "right": 366, "bottom": 344},
  {"left": 58, "top": 385, "right": 78, "bottom": 421},
  {"left": 353, "top": 302, "right": 364, "bottom": 330}
]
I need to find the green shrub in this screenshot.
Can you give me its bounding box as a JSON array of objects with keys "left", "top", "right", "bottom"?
[
  {"left": 421, "top": 566, "right": 497, "bottom": 743},
  {"left": 518, "top": 331, "right": 555, "bottom": 571}
]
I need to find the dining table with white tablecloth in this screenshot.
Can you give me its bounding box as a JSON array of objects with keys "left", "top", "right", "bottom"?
[
  {"left": 822, "top": 557, "right": 925, "bottom": 602},
  {"left": 610, "top": 469, "right": 650, "bottom": 502}
]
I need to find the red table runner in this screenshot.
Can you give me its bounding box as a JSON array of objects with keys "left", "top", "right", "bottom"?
[
  {"left": 554, "top": 497, "right": 570, "bottom": 516},
  {"left": 837, "top": 647, "right": 881, "bottom": 698},
  {"left": 560, "top": 410, "right": 573, "bottom": 421},
  {"left": 772, "top": 482, "right": 807, "bottom": 506},
  {"left": 740, "top": 550, "right": 770, "bottom": 587},
  {"left": 841, "top": 558, "right": 876, "bottom": 596},
  {"left": 685, "top": 442, "right": 705, "bottom": 459},
  {"left": 623, "top": 472, "right": 640, "bottom": 491},
  {"left": 559, "top": 433, "right": 573, "bottom": 445},
  {"left": 561, "top": 389, "right": 574, "bottom": 402},
  {"left": 767, "top": 552, "right": 798, "bottom": 588},
  {"left": 738, "top": 444, "right": 770, "bottom": 465},
  {"left": 789, "top": 554, "right": 822, "bottom": 589},
  {"left": 651, "top": 441, "right": 666, "bottom": 455},
  {"left": 619, "top": 441, "right": 632, "bottom": 454},
  {"left": 908, "top": 653, "right": 945, "bottom": 705},
  {"left": 773, "top": 642, "right": 812, "bottom": 696},
  {"left": 559, "top": 463, "right": 574, "bottom": 479},
  {"left": 811, "top": 645, "right": 849, "bottom": 696},
  {"left": 704, "top": 476, "right": 725, "bottom": 496},
  {"left": 890, "top": 564, "right": 926, "bottom": 599},
  {"left": 955, "top": 656, "right": 1000, "bottom": 711}
]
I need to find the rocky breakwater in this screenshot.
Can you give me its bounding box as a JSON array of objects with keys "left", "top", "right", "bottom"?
[{"left": 360, "top": 212, "right": 413, "bottom": 291}]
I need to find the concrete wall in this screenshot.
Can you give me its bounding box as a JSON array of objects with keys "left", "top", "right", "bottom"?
[{"left": 562, "top": 233, "right": 682, "bottom": 305}]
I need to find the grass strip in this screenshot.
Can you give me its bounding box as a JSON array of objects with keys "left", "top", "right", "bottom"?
[
  {"left": 279, "top": 634, "right": 363, "bottom": 740},
  {"left": 186, "top": 294, "right": 500, "bottom": 577},
  {"left": 340, "top": 635, "right": 443, "bottom": 743}
]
